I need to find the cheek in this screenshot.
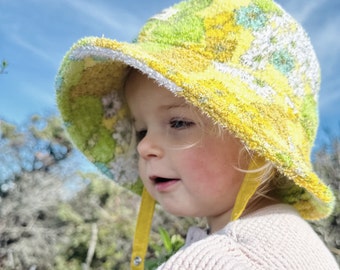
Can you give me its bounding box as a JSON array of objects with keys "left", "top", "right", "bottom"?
[
  {"left": 177, "top": 148, "right": 205, "bottom": 172},
  {"left": 180, "top": 142, "right": 228, "bottom": 171},
  {"left": 178, "top": 148, "right": 221, "bottom": 182},
  {"left": 181, "top": 141, "right": 245, "bottom": 185},
  {"left": 189, "top": 150, "right": 245, "bottom": 202}
]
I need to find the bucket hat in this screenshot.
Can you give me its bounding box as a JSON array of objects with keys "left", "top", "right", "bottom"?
[{"left": 56, "top": 0, "right": 335, "bottom": 268}]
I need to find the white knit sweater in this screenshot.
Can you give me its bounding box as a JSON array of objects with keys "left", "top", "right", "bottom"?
[{"left": 158, "top": 204, "right": 339, "bottom": 269}]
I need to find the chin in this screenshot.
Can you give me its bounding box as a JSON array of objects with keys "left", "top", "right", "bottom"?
[{"left": 161, "top": 205, "right": 204, "bottom": 218}]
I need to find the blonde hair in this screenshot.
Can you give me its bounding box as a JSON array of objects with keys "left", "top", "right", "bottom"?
[{"left": 237, "top": 147, "right": 294, "bottom": 214}]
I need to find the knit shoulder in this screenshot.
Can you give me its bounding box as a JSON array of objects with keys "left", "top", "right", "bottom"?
[
  {"left": 157, "top": 204, "right": 339, "bottom": 270},
  {"left": 157, "top": 229, "right": 253, "bottom": 269}
]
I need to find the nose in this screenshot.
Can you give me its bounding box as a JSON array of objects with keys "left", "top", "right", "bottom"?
[{"left": 137, "top": 131, "right": 164, "bottom": 160}]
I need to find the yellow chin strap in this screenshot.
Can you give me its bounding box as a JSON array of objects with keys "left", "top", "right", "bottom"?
[
  {"left": 231, "top": 157, "right": 266, "bottom": 221},
  {"left": 130, "top": 187, "right": 156, "bottom": 269}
]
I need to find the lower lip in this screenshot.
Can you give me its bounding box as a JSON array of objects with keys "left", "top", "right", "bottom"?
[{"left": 155, "top": 180, "right": 179, "bottom": 192}]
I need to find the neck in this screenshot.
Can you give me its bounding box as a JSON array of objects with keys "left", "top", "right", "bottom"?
[
  {"left": 207, "top": 198, "right": 278, "bottom": 234},
  {"left": 206, "top": 209, "right": 232, "bottom": 234}
]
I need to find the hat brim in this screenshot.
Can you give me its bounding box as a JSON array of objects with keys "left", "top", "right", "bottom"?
[{"left": 56, "top": 36, "right": 334, "bottom": 220}]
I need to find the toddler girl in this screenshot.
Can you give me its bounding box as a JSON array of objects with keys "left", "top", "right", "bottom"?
[{"left": 56, "top": 0, "right": 338, "bottom": 268}]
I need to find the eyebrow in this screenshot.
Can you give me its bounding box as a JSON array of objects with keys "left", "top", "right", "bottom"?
[
  {"left": 129, "top": 101, "right": 190, "bottom": 123},
  {"left": 160, "top": 101, "right": 190, "bottom": 111}
]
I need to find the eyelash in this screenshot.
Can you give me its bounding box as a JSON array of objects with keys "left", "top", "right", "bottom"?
[
  {"left": 135, "top": 119, "right": 195, "bottom": 142},
  {"left": 170, "top": 119, "right": 195, "bottom": 129}
]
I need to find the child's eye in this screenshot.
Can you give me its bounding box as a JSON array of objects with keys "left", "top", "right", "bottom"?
[
  {"left": 136, "top": 130, "right": 147, "bottom": 142},
  {"left": 170, "top": 119, "right": 195, "bottom": 129}
]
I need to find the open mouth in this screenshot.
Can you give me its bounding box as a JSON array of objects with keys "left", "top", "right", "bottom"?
[
  {"left": 151, "top": 176, "right": 180, "bottom": 184},
  {"left": 150, "top": 176, "right": 180, "bottom": 191}
]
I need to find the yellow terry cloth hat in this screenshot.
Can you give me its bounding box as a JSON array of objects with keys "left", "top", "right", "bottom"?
[{"left": 56, "top": 0, "right": 335, "bottom": 267}]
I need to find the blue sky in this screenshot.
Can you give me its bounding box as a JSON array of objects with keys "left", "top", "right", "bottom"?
[{"left": 1, "top": 0, "right": 339, "bottom": 149}]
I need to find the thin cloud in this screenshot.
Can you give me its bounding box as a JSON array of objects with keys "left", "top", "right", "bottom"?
[
  {"left": 319, "top": 77, "right": 340, "bottom": 114},
  {"left": 62, "top": 0, "right": 142, "bottom": 41},
  {"left": 278, "top": 0, "right": 327, "bottom": 24},
  {"left": 20, "top": 82, "right": 55, "bottom": 108},
  {"left": 312, "top": 17, "right": 340, "bottom": 68},
  {"left": 8, "top": 34, "right": 56, "bottom": 65}
]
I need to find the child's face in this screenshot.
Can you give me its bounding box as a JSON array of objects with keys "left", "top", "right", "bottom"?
[{"left": 125, "top": 71, "right": 248, "bottom": 225}]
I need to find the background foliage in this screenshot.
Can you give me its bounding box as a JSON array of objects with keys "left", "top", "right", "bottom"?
[
  {"left": 0, "top": 115, "right": 339, "bottom": 269},
  {"left": 0, "top": 60, "right": 7, "bottom": 74}
]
